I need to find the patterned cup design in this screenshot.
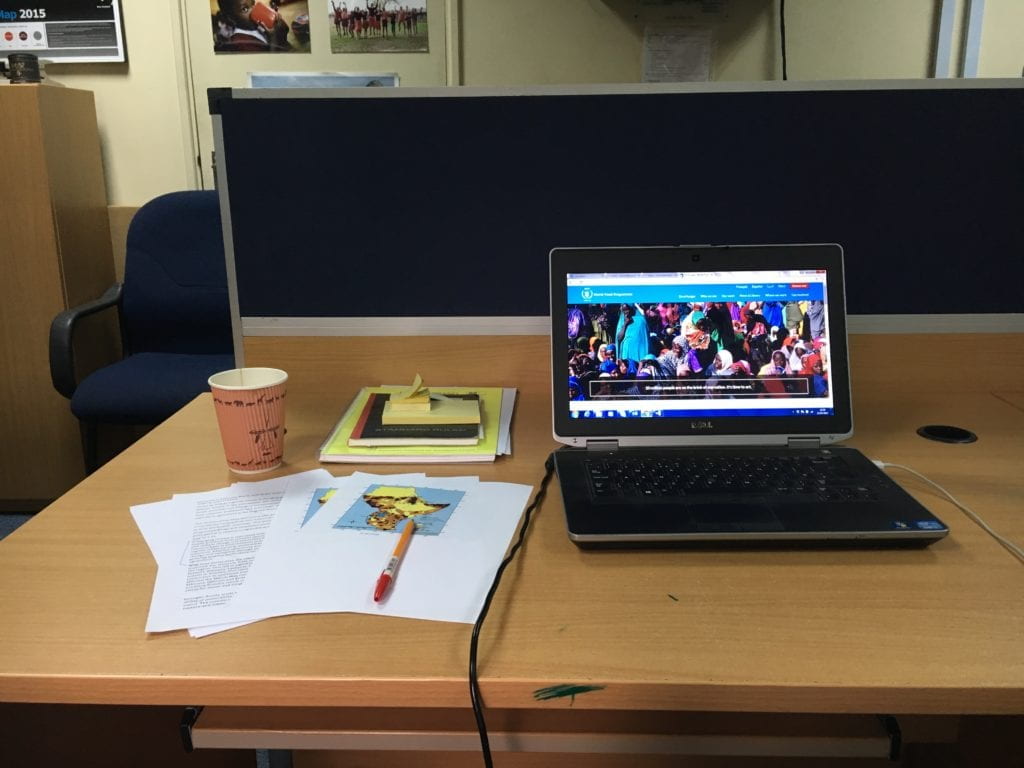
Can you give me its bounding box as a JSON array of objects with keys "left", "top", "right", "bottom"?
[{"left": 208, "top": 368, "right": 288, "bottom": 474}]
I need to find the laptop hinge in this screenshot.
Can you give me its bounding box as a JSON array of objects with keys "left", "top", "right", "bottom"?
[
  {"left": 585, "top": 440, "right": 619, "bottom": 451},
  {"left": 787, "top": 437, "right": 822, "bottom": 449}
]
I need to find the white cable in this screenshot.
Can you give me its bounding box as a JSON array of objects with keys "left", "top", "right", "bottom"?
[{"left": 872, "top": 460, "right": 1024, "bottom": 564}]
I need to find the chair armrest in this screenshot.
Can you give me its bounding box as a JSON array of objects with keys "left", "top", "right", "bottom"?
[{"left": 49, "top": 283, "right": 124, "bottom": 399}]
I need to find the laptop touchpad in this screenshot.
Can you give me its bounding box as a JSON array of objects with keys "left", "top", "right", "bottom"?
[{"left": 691, "top": 504, "right": 784, "bottom": 532}]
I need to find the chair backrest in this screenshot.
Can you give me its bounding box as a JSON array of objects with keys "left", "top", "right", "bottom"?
[{"left": 122, "top": 190, "right": 233, "bottom": 355}]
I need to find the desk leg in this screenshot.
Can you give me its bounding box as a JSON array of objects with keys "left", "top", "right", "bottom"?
[{"left": 257, "top": 749, "right": 293, "bottom": 768}]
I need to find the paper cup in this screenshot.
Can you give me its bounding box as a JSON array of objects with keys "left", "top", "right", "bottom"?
[{"left": 208, "top": 368, "right": 288, "bottom": 474}]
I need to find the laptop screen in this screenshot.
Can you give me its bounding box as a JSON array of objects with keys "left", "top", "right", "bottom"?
[{"left": 551, "top": 245, "right": 853, "bottom": 447}]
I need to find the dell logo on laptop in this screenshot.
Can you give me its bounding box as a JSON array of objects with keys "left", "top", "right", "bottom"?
[{"left": 691, "top": 420, "right": 713, "bottom": 430}]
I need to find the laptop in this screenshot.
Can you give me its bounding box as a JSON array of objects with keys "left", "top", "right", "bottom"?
[{"left": 550, "top": 244, "right": 949, "bottom": 547}]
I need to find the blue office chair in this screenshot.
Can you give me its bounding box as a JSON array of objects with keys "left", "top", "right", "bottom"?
[{"left": 49, "top": 190, "right": 235, "bottom": 473}]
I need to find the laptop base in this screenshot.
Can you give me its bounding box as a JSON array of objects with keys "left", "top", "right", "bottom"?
[{"left": 553, "top": 446, "right": 948, "bottom": 549}]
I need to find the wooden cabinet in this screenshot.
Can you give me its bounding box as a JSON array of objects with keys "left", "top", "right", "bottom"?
[{"left": 0, "top": 85, "right": 118, "bottom": 507}]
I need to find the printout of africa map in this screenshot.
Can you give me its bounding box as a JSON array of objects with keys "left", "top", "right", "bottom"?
[{"left": 333, "top": 485, "right": 465, "bottom": 535}]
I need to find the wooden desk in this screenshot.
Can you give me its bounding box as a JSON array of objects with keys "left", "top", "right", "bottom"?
[{"left": 1, "top": 335, "right": 1022, "bottom": 765}]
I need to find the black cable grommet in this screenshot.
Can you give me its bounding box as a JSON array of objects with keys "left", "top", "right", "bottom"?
[{"left": 916, "top": 425, "right": 978, "bottom": 444}]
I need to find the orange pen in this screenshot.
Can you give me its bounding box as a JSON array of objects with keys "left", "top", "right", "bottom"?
[{"left": 373, "top": 518, "right": 415, "bottom": 602}]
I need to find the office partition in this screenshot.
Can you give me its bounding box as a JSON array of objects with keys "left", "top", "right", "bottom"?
[{"left": 210, "top": 81, "right": 1023, "bottom": 355}]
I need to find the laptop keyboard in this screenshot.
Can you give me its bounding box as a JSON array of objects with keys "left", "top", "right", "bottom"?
[{"left": 585, "top": 453, "right": 879, "bottom": 502}]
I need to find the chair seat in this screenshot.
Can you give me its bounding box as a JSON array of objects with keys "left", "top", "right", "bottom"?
[{"left": 71, "top": 353, "right": 236, "bottom": 425}]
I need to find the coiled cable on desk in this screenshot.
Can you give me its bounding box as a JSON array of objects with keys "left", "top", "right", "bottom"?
[{"left": 469, "top": 453, "right": 557, "bottom": 768}]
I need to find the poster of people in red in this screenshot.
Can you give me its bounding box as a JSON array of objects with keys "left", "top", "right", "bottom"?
[{"left": 328, "top": 1, "right": 427, "bottom": 53}]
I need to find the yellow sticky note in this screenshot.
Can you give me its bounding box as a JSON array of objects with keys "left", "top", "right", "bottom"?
[{"left": 393, "top": 373, "right": 428, "bottom": 402}]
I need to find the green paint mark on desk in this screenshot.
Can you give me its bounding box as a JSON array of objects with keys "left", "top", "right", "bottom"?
[{"left": 532, "top": 684, "right": 606, "bottom": 705}]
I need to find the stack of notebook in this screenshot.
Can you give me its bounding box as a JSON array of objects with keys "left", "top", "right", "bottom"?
[
  {"left": 353, "top": 392, "right": 481, "bottom": 446},
  {"left": 319, "top": 382, "right": 515, "bottom": 463}
]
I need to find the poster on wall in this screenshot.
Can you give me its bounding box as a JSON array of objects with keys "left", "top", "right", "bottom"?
[
  {"left": 328, "top": 1, "right": 427, "bottom": 53},
  {"left": 642, "top": 26, "right": 711, "bottom": 82},
  {"left": 211, "top": 0, "right": 311, "bottom": 53},
  {"left": 0, "top": 0, "right": 126, "bottom": 63},
  {"left": 248, "top": 71, "right": 398, "bottom": 87}
]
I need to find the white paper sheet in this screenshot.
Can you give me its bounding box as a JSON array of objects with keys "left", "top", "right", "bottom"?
[
  {"left": 187, "top": 471, "right": 420, "bottom": 638},
  {"left": 133, "top": 469, "right": 530, "bottom": 635},
  {"left": 222, "top": 475, "right": 522, "bottom": 625},
  {"left": 133, "top": 497, "right": 255, "bottom": 638},
  {"left": 139, "top": 470, "right": 333, "bottom": 632}
]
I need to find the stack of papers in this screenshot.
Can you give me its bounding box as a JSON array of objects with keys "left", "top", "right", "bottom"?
[
  {"left": 131, "top": 469, "right": 533, "bottom": 637},
  {"left": 319, "top": 386, "right": 516, "bottom": 463}
]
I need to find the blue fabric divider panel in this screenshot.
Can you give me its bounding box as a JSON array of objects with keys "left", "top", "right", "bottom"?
[{"left": 216, "top": 86, "right": 1024, "bottom": 318}]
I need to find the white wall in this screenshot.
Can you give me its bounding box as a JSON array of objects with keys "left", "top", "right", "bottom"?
[
  {"left": 781, "top": 0, "right": 940, "bottom": 79},
  {"left": 36, "top": 0, "right": 1023, "bottom": 207},
  {"left": 979, "top": 0, "right": 1024, "bottom": 76},
  {"left": 42, "top": 0, "right": 194, "bottom": 206},
  {"left": 184, "top": 0, "right": 453, "bottom": 191}
]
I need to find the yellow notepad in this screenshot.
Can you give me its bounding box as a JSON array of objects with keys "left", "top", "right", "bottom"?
[{"left": 381, "top": 396, "right": 481, "bottom": 425}]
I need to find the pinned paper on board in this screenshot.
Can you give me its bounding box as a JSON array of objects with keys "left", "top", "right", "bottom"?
[{"left": 642, "top": 26, "right": 712, "bottom": 82}]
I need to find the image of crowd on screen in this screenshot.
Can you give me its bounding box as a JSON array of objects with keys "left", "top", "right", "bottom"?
[{"left": 567, "top": 301, "right": 829, "bottom": 401}]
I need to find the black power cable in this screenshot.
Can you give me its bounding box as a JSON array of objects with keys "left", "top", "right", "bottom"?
[
  {"left": 780, "top": 0, "right": 789, "bottom": 80},
  {"left": 468, "top": 453, "right": 557, "bottom": 768}
]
